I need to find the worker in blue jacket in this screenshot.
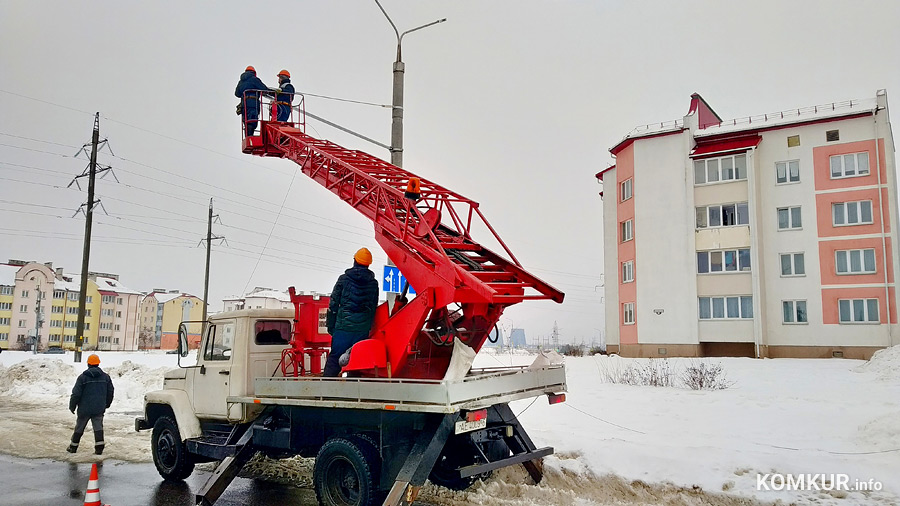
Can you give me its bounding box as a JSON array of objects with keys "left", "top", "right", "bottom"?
[
  {"left": 234, "top": 66, "right": 269, "bottom": 136},
  {"left": 67, "top": 354, "right": 114, "bottom": 455},
  {"left": 274, "top": 69, "right": 295, "bottom": 122},
  {"left": 324, "top": 248, "right": 380, "bottom": 377}
]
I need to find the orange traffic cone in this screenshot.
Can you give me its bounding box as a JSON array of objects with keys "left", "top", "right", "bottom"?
[{"left": 83, "top": 462, "right": 101, "bottom": 506}]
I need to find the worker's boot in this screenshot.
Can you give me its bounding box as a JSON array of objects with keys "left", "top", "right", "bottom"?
[
  {"left": 94, "top": 444, "right": 104, "bottom": 455},
  {"left": 66, "top": 444, "right": 77, "bottom": 453}
]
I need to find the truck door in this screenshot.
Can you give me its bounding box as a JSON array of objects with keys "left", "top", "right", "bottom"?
[{"left": 192, "top": 321, "right": 235, "bottom": 418}]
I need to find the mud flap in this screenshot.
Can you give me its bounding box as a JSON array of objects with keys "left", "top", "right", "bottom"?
[{"left": 383, "top": 413, "right": 457, "bottom": 506}]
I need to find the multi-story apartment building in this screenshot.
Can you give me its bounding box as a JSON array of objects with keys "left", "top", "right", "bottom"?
[
  {"left": 598, "top": 90, "right": 898, "bottom": 359},
  {"left": 222, "top": 287, "right": 295, "bottom": 312},
  {"left": 49, "top": 275, "right": 99, "bottom": 350},
  {"left": 140, "top": 290, "right": 205, "bottom": 349},
  {"left": 93, "top": 274, "right": 142, "bottom": 351}
]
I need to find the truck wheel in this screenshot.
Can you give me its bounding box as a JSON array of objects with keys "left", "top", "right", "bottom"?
[
  {"left": 314, "top": 437, "right": 378, "bottom": 506},
  {"left": 151, "top": 416, "right": 195, "bottom": 480}
]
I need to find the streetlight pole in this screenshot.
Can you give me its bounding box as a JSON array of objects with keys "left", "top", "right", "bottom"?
[{"left": 374, "top": 0, "right": 445, "bottom": 168}]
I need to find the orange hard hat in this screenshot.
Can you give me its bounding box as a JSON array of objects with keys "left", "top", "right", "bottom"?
[
  {"left": 245, "top": 66, "right": 256, "bottom": 72},
  {"left": 354, "top": 248, "right": 373, "bottom": 266},
  {"left": 87, "top": 354, "right": 100, "bottom": 366},
  {"left": 278, "top": 69, "right": 291, "bottom": 78}
]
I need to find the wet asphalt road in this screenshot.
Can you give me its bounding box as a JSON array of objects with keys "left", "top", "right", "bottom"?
[{"left": 0, "top": 454, "right": 317, "bottom": 506}]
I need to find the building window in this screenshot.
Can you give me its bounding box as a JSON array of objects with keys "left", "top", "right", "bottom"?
[
  {"left": 787, "top": 135, "right": 800, "bottom": 147},
  {"left": 51, "top": 305, "right": 63, "bottom": 313},
  {"left": 621, "top": 179, "right": 633, "bottom": 201},
  {"left": 19, "top": 305, "right": 28, "bottom": 313},
  {"left": 115, "top": 324, "right": 120, "bottom": 331},
  {"left": 830, "top": 153, "right": 870, "bottom": 179},
  {"left": 68, "top": 292, "right": 79, "bottom": 301},
  {"left": 696, "top": 203, "right": 750, "bottom": 228},
  {"left": 21, "top": 290, "right": 29, "bottom": 298},
  {"left": 775, "top": 160, "right": 800, "bottom": 184},
  {"left": 833, "top": 201, "right": 873, "bottom": 226},
  {"left": 780, "top": 253, "right": 805, "bottom": 276},
  {"left": 116, "top": 311, "right": 122, "bottom": 318},
  {"left": 50, "top": 320, "right": 62, "bottom": 328},
  {"left": 67, "top": 307, "right": 77, "bottom": 315},
  {"left": 693, "top": 154, "right": 748, "bottom": 185},
  {"left": 826, "top": 130, "right": 840, "bottom": 142},
  {"left": 777, "top": 206, "right": 802, "bottom": 230},
  {"left": 782, "top": 300, "right": 808, "bottom": 324},
  {"left": 0, "top": 317, "right": 9, "bottom": 325},
  {"left": 101, "top": 295, "right": 115, "bottom": 304},
  {"left": 117, "top": 297, "right": 123, "bottom": 305},
  {"left": 835, "top": 248, "right": 876, "bottom": 275},
  {"left": 101, "top": 308, "right": 113, "bottom": 317},
  {"left": 0, "top": 286, "right": 13, "bottom": 295},
  {"left": 623, "top": 303, "right": 635, "bottom": 325},
  {"left": 65, "top": 335, "right": 75, "bottom": 342},
  {"left": 65, "top": 321, "right": 76, "bottom": 329},
  {"left": 53, "top": 290, "right": 64, "bottom": 299},
  {"left": 0, "top": 302, "right": 10, "bottom": 310},
  {"left": 839, "top": 298, "right": 879, "bottom": 323},
  {"left": 698, "top": 296, "right": 753, "bottom": 320},
  {"left": 85, "top": 323, "right": 90, "bottom": 330},
  {"left": 49, "top": 334, "right": 60, "bottom": 342},
  {"left": 0, "top": 333, "right": 9, "bottom": 341},
  {"left": 18, "top": 320, "right": 26, "bottom": 328},
  {"left": 622, "top": 261, "right": 634, "bottom": 283},
  {"left": 621, "top": 219, "right": 633, "bottom": 242},
  {"left": 86, "top": 296, "right": 92, "bottom": 304},
  {"left": 17, "top": 334, "right": 25, "bottom": 343},
  {"left": 697, "top": 248, "right": 751, "bottom": 274}
]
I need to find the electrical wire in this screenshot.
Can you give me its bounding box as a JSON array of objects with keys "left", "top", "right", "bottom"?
[{"left": 242, "top": 168, "right": 301, "bottom": 294}]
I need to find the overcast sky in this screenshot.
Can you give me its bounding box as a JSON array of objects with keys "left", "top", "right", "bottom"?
[{"left": 2, "top": 1, "right": 900, "bottom": 345}]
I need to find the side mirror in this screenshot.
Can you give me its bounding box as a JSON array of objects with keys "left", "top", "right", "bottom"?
[{"left": 178, "top": 323, "right": 189, "bottom": 358}]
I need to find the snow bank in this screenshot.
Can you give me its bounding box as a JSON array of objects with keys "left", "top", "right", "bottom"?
[{"left": 856, "top": 344, "right": 900, "bottom": 381}]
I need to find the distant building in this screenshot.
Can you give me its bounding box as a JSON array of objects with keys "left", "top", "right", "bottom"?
[
  {"left": 140, "top": 290, "right": 205, "bottom": 349},
  {"left": 509, "top": 328, "right": 527, "bottom": 348},
  {"left": 92, "top": 274, "right": 142, "bottom": 351},
  {"left": 223, "top": 287, "right": 293, "bottom": 312},
  {"left": 598, "top": 90, "right": 899, "bottom": 359}
]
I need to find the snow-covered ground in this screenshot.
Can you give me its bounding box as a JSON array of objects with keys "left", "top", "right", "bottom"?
[{"left": 1, "top": 347, "right": 899, "bottom": 505}]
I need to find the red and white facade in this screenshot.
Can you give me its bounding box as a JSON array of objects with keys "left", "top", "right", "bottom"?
[{"left": 598, "top": 90, "right": 899, "bottom": 359}]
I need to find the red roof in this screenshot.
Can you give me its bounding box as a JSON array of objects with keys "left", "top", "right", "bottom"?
[{"left": 691, "top": 136, "right": 761, "bottom": 158}]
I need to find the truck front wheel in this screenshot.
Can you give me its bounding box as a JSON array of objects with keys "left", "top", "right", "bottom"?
[
  {"left": 314, "top": 437, "right": 379, "bottom": 506},
  {"left": 151, "top": 415, "right": 195, "bottom": 480}
]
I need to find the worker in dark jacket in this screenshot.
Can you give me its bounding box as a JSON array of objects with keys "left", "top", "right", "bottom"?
[
  {"left": 274, "top": 69, "right": 295, "bottom": 122},
  {"left": 324, "top": 248, "right": 380, "bottom": 377},
  {"left": 67, "top": 354, "right": 114, "bottom": 455},
  {"left": 234, "top": 66, "right": 269, "bottom": 136}
]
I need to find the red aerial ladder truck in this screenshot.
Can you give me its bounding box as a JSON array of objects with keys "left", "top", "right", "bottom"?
[
  {"left": 241, "top": 92, "right": 564, "bottom": 381},
  {"left": 136, "top": 94, "right": 566, "bottom": 506}
]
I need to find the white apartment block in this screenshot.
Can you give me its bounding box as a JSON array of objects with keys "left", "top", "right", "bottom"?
[{"left": 598, "top": 90, "right": 899, "bottom": 359}]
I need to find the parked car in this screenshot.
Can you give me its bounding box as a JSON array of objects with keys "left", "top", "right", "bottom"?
[{"left": 43, "top": 347, "right": 66, "bottom": 354}]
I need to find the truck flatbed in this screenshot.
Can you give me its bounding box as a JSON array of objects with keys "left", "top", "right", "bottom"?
[{"left": 229, "top": 364, "right": 567, "bottom": 414}]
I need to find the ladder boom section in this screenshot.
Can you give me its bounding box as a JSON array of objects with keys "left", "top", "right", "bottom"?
[{"left": 252, "top": 122, "right": 564, "bottom": 306}]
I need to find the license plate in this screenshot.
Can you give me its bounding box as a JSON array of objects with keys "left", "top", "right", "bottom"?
[{"left": 454, "top": 418, "right": 486, "bottom": 434}]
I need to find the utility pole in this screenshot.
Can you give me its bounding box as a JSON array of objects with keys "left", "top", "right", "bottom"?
[
  {"left": 70, "top": 113, "right": 115, "bottom": 363},
  {"left": 375, "top": 0, "right": 446, "bottom": 167},
  {"left": 551, "top": 321, "right": 559, "bottom": 351},
  {"left": 200, "top": 198, "right": 225, "bottom": 329},
  {"left": 32, "top": 284, "right": 43, "bottom": 354}
]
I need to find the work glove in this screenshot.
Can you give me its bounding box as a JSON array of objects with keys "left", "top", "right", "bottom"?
[{"left": 70, "top": 408, "right": 75, "bottom": 414}]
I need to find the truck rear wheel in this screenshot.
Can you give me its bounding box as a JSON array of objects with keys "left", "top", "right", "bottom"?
[
  {"left": 151, "top": 415, "right": 195, "bottom": 480},
  {"left": 314, "top": 437, "right": 379, "bottom": 506}
]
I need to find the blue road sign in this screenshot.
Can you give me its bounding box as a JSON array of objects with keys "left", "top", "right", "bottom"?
[{"left": 382, "top": 265, "right": 416, "bottom": 295}]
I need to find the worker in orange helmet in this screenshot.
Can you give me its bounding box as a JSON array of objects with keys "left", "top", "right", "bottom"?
[
  {"left": 234, "top": 66, "right": 269, "bottom": 136},
  {"left": 323, "top": 248, "right": 379, "bottom": 377},
  {"left": 67, "top": 354, "right": 114, "bottom": 455},
  {"left": 274, "top": 69, "right": 295, "bottom": 122}
]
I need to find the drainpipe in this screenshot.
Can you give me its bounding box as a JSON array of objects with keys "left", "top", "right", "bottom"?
[
  {"left": 747, "top": 146, "right": 763, "bottom": 358},
  {"left": 873, "top": 108, "right": 893, "bottom": 346}
]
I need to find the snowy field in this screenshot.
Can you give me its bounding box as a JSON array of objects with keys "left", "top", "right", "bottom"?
[{"left": 1, "top": 347, "right": 899, "bottom": 505}]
